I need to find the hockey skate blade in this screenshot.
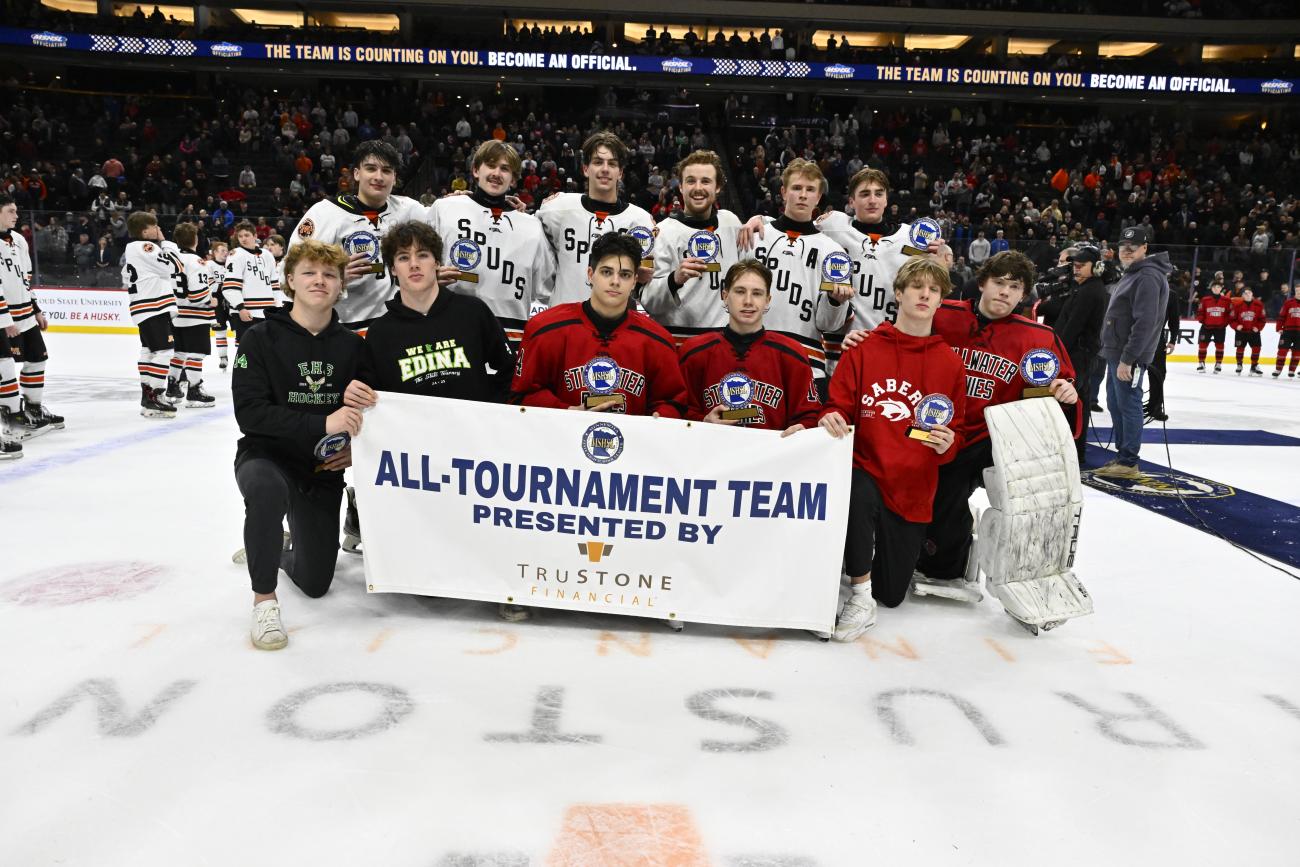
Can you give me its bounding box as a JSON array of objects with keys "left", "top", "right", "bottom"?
[{"left": 185, "top": 400, "right": 216, "bottom": 409}]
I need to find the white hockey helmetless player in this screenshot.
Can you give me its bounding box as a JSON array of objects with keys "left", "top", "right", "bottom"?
[
  {"left": 538, "top": 131, "right": 655, "bottom": 307},
  {"left": 287, "top": 140, "right": 425, "bottom": 333},
  {"left": 122, "top": 211, "right": 184, "bottom": 418},
  {"left": 223, "top": 219, "right": 279, "bottom": 342},
  {"left": 748, "top": 159, "right": 853, "bottom": 385},
  {"left": 640, "top": 150, "right": 741, "bottom": 344},
  {"left": 0, "top": 194, "right": 62, "bottom": 451},
  {"left": 167, "top": 222, "right": 216, "bottom": 408},
  {"left": 208, "top": 241, "right": 231, "bottom": 369},
  {"left": 428, "top": 139, "right": 554, "bottom": 348}
]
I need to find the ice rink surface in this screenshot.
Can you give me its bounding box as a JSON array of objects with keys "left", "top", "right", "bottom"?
[{"left": 2, "top": 332, "right": 1298, "bottom": 866}]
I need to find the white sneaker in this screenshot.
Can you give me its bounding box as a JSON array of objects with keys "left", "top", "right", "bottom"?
[
  {"left": 498, "top": 602, "right": 532, "bottom": 623},
  {"left": 251, "top": 600, "right": 288, "bottom": 650},
  {"left": 833, "top": 587, "right": 877, "bottom": 642}
]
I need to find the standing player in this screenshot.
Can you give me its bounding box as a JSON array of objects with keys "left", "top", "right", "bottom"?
[
  {"left": 1194, "top": 282, "right": 1230, "bottom": 373},
  {"left": 818, "top": 257, "right": 965, "bottom": 640},
  {"left": 232, "top": 239, "right": 363, "bottom": 651},
  {"left": 538, "top": 131, "right": 656, "bottom": 307},
  {"left": 1229, "top": 287, "right": 1266, "bottom": 376},
  {"left": 510, "top": 232, "right": 688, "bottom": 623},
  {"left": 209, "top": 241, "right": 231, "bottom": 369},
  {"left": 640, "top": 150, "right": 743, "bottom": 344},
  {"left": 678, "top": 259, "right": 821, "bottom": 434},
  {"left": 1, "top": 194, "right": 63, "bottom": 442},
  {"left": 289, "top": 140, "right": 431, "bottom": 334},
  {"left": 1275, "top": 289, "right": 1300, "bottom": 378},
  {"left": 748, "top": 159, "right": 854, "bottom": 392},
  {"left": 265, "top": 234, "right": 288, "bottom": 305},
  {"left": 223, "top": 220, "right": 280, "bottom": 343},
  {"left": 428, "top": 139, "right": 553, "bottom": 349},
  {"left": 167, "top": 223, "right": 216, "bottom": 406},
  {"left": 122, "top": 211, "right": 183, "bottom": 418}
]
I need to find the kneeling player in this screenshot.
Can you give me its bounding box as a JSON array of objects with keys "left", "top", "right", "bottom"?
[
  {"left": 679, "top": 259, "right": 821, "bottom": 434},
  {"left": 509, "top": 232, "right": 688, "bottom": 623},
  {"left": 232, "top": 239, "right": 364, "bottom": 651},
  {"left": 818, "top": 258, "right": 965, "bottom": 640}
]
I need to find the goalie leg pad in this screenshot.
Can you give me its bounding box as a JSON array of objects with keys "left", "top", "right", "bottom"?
[{"left": 976, "top": 399, "right": 1093, "bottom": 628}]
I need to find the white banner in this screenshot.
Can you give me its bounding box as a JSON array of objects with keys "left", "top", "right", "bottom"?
[
  {"left": 34, "top": 286, "right": 134, "bottom": 332},
  {"left": 1170, "top": 318, "right": 1281, "bottom": 363},
  {"left": 353, "top": 393, "right": 852, "bottom": 632}
]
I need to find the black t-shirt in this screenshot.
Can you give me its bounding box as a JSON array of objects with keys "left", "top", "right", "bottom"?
[{"left": 359, "top": 291, "right": 514, "bottom": 403}]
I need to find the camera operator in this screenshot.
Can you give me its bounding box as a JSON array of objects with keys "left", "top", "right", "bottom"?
[{"left": 1052, "top": 244, "right": 1109, "bottom": 463}]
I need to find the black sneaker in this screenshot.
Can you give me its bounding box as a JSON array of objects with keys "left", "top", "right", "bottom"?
[
  {"left": 141, "top": 385, "right": 177, "bottom": 419},
  {"left": 185, "top": 382, "right": 216, "bottom": 408}
]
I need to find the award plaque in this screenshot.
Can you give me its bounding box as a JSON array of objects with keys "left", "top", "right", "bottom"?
[
  {"left": 687, "top": 229, "right": 722, "bottom": 273},
  {"left": 313, "top": 432, "right": 351, "bottom": 471},
  {"left": 629, "top": 225, "right": 656, "bottom": 269},
  {"left": 819, "top": 251, "right": 853, "bottom": 293},
  {"left": 583, "top": 356, "right": 625, "bottom": 409},
  {"left": 906, "top": 393, "right": 955, "bottom": 442},
  {"left": 901, "top": 216, "right": 942, "bottom": 256},
  {"left": 342, "top": 229, "right": 385, "bottom": 275},
  {"left": 717, "top": 372, "right": 760, "bottom": 421},
  {"left": 1020, "top": 348, "right": 1061, "bottom": 398},
  {"left": 449, "top": 238, "right": 482, "bottom": 284}
]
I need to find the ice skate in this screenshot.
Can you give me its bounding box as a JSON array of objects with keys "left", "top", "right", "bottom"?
[
  {"left": 1196, "top": 363, "right": 1205, "bottom": 372},
  {"left": 10, "top": 399, "right": 50, "bottom": 440},
  {"left": 1251, "top": 366, "right": 1263, "bottom": 376},
  {"left": 1213, "top": 363, "right": 1222, "bottom": 374},
  {"left": 341, "top": 486, "right": 362, "bottom": 554},
  {"left": 498, "top": 602, "right": 532, "bottom": 623},
  {"left": 251, "top": 600, "right": 288, "bottom": 650},
  {"left": 140, "top": 385, "right": 177, "bottom": 419},
  {"left": 186, "top": 383, "right": 216, "bottom": 408},
  {"left": 164, "top": 379, "right": 185, "bottom": 405},
  {"left": 1235, "top": 364, "right": 1243, "bottom": 375},
  {"left": 0, "top": 409, "right": 23, "bottom": 460},
  {"left": 25, "top": 401, "right": 64, "bottom": 430}
]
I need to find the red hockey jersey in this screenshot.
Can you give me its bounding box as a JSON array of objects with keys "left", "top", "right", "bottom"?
[
  {"left": 821, "top": 321, "right": 967, "bottom": 523},
  {"left": 1230, "top": 298, "right": 1266, "bottom": 332},
  {"left": 1196, "top": 293, "right": 1231, "bottom": 328},
  {"left": 678, "top": 327, "right": 822, "bottom": 430},
  {"left": 932, "top": 299, "right": 1081, "bottom": 445},
  {"left": 512, "top": 301, "right": 688, "bottom": 417},
  {"left": 1278, "top": 298, "right": 1300, "bottom": 333}
]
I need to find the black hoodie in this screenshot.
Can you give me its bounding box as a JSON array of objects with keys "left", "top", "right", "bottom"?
[
  {"left": 232, "top": 308, "right": 364, "bottom": 482},
  {"left": 359, "top": 291, "right": 514, "bottom": 402}
]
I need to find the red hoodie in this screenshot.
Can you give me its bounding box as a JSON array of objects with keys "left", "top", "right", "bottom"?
[
  {"left": 1229, "top": 297, "right": 1266, "bottom": 333},
  {"left": 1278, "top": 298, "right": 1300, "bottom": 333},
  {"left": 821, "top": 321, "right": 967, "bottom": 523}
]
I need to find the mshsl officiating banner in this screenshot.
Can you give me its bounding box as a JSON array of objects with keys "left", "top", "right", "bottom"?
[{"left": 352, "top": 392, "right": 852, "bottom": 632}]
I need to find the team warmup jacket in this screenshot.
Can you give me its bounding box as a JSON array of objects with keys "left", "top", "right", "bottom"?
[
  {"left": 427, "top": 188, "right": 554, "bottom": 346},
  {"left": 821, "top": 321, "right": 967, "bottom": 523},
  {"left": 0, "top": 229, "right": 37, "bottom": 331},
  {"left": 538, "top": 193, "right": 656, "bottom": 307},
  {"left": 932, "top": 299, "right": 1081, "bottom": 446},
  {"left": 232, "top": 308, "right": 364, "bottom": 483},
  {"left": 1230, "top": 298, "right": 1266, "bottom": 333},
  {"left": 1195, "top": 293, "right": 1231, "bottom": 328},
  {"left": 511, "top": 300, "right": 688, "bottom": 417},
  {"left": 678, "top": 326, "right": 822, "bottom": 430},
  {"left": 223, "top": 244, "right": 279, "bottom": 318},
  {"left": 358, "top": 292, "right": 514, "bottom": 402},
  {"left": 640, "top": 209, "right": 741, "bottom": 343},
  {"left": 1279, "top": 298, "right": 1300, "bottom": 333},
  {"left": 750, "top": 216, "right": 853, "bottom": 378},
  {"left": 289, "top": 193, "right": 426, "bottom": 327},
  {"left": 175, "top": 251, "right": 215, "bottom": 327},
  {"left": 122, "top": 238, "right": 183, "bottom": 325}
]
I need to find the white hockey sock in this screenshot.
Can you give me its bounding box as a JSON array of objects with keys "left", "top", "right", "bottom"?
[
  {"left": 0, "top": 356, "right": 19, "bottom": 414},
  {"left": 168, "top": 354, "right": 185, "bottom": 383},
  {"left": 19, "top": 360, "right": 45, "bottom": 407},
  {"left": 184, "top": 353, "right": 205, "bottom": 388},
  {"left": 138, "top": 349, "right": 170, "bottom": 390}
]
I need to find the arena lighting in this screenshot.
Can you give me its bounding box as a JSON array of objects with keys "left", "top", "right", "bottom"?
[
  {"left": 1007, "top": 38, "right": 1058, "bottom": 56},
  {"left": 1098, "top": 41, "right": 1159, "bottom": 57},
  {"left": 903, "top": 34, "right": 972, "bottom": 51}
]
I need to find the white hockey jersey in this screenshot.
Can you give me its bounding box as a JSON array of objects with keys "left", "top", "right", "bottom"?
[
  {"left": 222, "top": 244, "right": 279, "bottom": 319},
  {"left": 122, "top": 238, "right": 183, "bottom": 325},
  {"left": 750, "top": 217, "right": 853, "bottom": 378},
  {"left": 640, "top": 209, "right": 741, "bottom": 343},
  {"left": 537, "top": 193, "right": 655, "bottom": 307},
  {"left": 208, "top": 258, "right": 227, "bottom": 308},
  {"left": 175, "top": 251, "right": 215, "bottom": 328},
  {"left": 428, "top": 191, "right": 554, "bottom": 345},
  {"left": 819, "top": 212, "right": 917, "bottom": 333},
  {"left": 0, "top": 230, "right": 36, "bottom": 332},
  {"left": 288, "top": 193, "right": 426, "bottom": 326}
]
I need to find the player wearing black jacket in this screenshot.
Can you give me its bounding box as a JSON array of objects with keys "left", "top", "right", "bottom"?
[{"left": 232, "top": 240, "right": 363, "bottom": 651}]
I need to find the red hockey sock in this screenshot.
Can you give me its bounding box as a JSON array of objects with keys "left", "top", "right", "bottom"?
[{"left": 1198, "top": 344, "right": 1208, "bottom": 363}]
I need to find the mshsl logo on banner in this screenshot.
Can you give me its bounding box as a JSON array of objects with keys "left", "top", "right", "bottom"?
[{"left": 352, "top": 393, "right": 851, "bottom": 632}]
